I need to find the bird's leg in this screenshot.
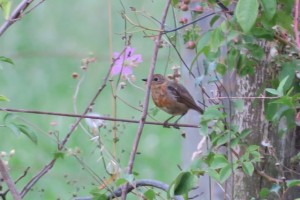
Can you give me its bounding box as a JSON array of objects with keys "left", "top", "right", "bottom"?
[
  {"left": 163, "top": 116, "right": 175, "bottom": 128},
  {"left": 173, "top": 114, "right": 185, "bottom": 129}
]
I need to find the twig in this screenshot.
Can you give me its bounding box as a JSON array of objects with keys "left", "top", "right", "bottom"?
[
  {"left": 74, "top": 179, "right": 184, "bottom": 200},
  {"left": 23, "top": 0, "right": 45, "bottom": 15},
  {"left": 0, "top": 158, "right": 22, "bottom": 200},
  {"left": 0, "top": 0, "right": 42, "bottom": 37},
  {"left": 163, "top": 10, "right": 232, "bottom": 34},
  {"left": 20, "top": 159, "right": 55, "bottom": 197},
  {"left": 255, "top": 169, "right": 284, "bottom": 183},
  {"left": 294, "top": 0, "right": 300, "bottom": 50},
  {"left": 0, "top": 107, "right": 200, "bottom": 128},
  {"left": 121, "top": 1, "right": 172, "bottom": 199},
  {"left": 14, "top": 167, "right": 30, "bottom": 184},
  {"left": 208, "top": 96, "right": 279, "bottom": 100},
  {"left": 19, "top": 48, "right": 128, "bottom": 198}
]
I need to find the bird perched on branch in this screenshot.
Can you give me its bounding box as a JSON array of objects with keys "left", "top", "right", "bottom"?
[{"left": 142, "top": 74, "right": 203, "bottom": 129}]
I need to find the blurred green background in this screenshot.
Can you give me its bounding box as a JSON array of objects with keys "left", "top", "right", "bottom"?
[{"left": 0, "top": 1, "right": 183, "bottom": 199}]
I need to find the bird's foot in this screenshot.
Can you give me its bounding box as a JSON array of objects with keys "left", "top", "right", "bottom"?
[{"left": 173, "top": 123, "right": 180, "bottom": 129}]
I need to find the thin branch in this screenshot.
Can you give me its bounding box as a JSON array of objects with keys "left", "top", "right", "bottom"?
[
  {"left": 74, "top": 179, "right": 184, "bottom": 200},
  {"left": 163, "top": 10, "right": 231, "bottom": 34},
  {"left": 255, "top": 169, "right": 284, "bottom": 183},
  {"left": 121, "top": 1, "right": 172, "bottom": 199},
  {"left": 20, "top": 159, "right": 55, "bottom": 197},
  {"left": 208, "top": 96, "right": 279, "bottom": 100},
  {"left": 294, "top": 0, "right": 300, "bottom": 50},
  {"left": 0, "top": 107, "right": 200, "bottom": 128},
  {"left": 23, "top": 0, "right": 45, "bottom": 15},
  {"left": 0, "top": 158, "right": 21, "bottom": 200},
  {"left": 19, "top": 48, "right": 128, "bottom": 198},
  {"left": 0, "top": 0, "right": 43, "bottom": 37}
]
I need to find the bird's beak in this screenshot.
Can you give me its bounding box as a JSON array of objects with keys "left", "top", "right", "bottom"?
[{"left": 142, "top": 78, "right": 147, "bottom": 82}]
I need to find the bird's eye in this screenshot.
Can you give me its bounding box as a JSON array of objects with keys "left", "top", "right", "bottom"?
[{"left": 153, "top": 77, "right": 158, "bottom": 81}]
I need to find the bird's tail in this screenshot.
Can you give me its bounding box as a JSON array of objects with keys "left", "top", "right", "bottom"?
[{"left": 194, "top": 105, "right": 204, "bottom": 114}]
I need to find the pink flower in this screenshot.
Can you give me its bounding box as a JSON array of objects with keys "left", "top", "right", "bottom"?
[{"left": 111, "top": 46, "right": 143, "bottom": 77}]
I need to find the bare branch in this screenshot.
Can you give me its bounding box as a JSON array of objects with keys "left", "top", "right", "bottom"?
[
  {"left": 294, "top": 0, "right": 300, "bottom": 50},
  {"left": 0, "top": 158, "right": 21, "bottom": 200},
  {"left": 121, "top": 0, "right": 172, "bottom": 199},
  {"left": 0, "top": 0, "right": 45, "bottom": 37},
  {"left": 19, "top": 48, "right": 128, "bottom": 198},
  {"left": 20, "top": 159, "right": 56, "bottom": 197},
  {"left": 75, "top": 179, "right": 184, "bottom": 200},
  {"left": 0, "top": 107, "right": 200, "bottom": 128}
]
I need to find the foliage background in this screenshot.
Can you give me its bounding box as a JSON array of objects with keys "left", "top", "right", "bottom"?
[{"left": 0, "top": 1, "right": 184, "bottom": 199}]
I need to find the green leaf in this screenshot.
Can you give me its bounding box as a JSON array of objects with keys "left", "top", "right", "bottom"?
[
  {"left": 216, "top": 63, "right": 227, "bottom": 75},
  {"left": 286, "top": 179, "right": 300, "bottom": 188},
  {"left": 215, "top": 132, "right": 233, "bottom": 147},
  {"left": 247, "top": 145, "right": 259, "bottom": 152},
  {"left": 0, "top": 95, "right": 9, "bottom": 102},
  {"left": 251, "top": 27, "right": 274, "bottom": 39},
  {"left": 6, "top": 123, "right": 21, "bottom": 136},
  {"left": 191, "top": 31, "right": 212, "bottom": 68},
  {"left": 210, "top": 28, "right": 224, "bottom": 52},
  {"left": 271, "top": 96, "right": 294, "bottom": 108},
  {"left": 173, "top": 172, "right": 196, "bottom": 196},
  {"left": 3, "top": 113, "right": 16, "bottom": 124},
  {"left": 16, "top": 124, "right": 38, "bottom": 144},
  {"left": 0, "top": 0, "right": 11, "bottom": 19},
  {"left": 200, "top": 121, "right": 209, "bottom": 136},
  {"left": 196, "top": 31, "right": 212, "bottom": 52},
  {"left": 207, "top": 169, "right": 220, "bottom": 181},
  {"left": 171, "top": 0, "right": 179, "bottom": 6},
  {"left": 202, "top": 105, "right": 225, "bottom": 121},
  {"left": 239, "top": 129, "right": 251, "bottom": 139},
  {"left": 245, "top": 44, "right": 265, "bottom": 60},
  {"left": 3, "top": 114, "right": 38, "bottom": 144},
  {"left": 265, "top": 88, "right": 279, "bottom": 96},
  {"left": 169, "top": 171, "right": 196, "bottom": 198},
  {"left": 259, "top": 188, "right": 270, "bottom": 198},
  {"left": 210, "top": 15, "right": 220, "bottom": 27},
  {"left": 90, "top": 188, "right": 107, "bottom": 200},
  {"left": 0, "top": 56, "right": 14, "bottom": 65},
  {"left": 277, "top": 76, "right": 289, "bottom": 96},
  {"left": 242, "top": 161, "right": 254, "bottom": 175},
  {"left": 115, "top": 178, "right": 127, "bottom": 186},
  {"left": 144, "top": 189, "right": 156, "bottom": 200},
  {"left": 53, "top": 151, "right": 65, "bottom": 159},
  {"left": 278, "top": 63, "right": 295, "bottom": 92},
  {"left": 219, "top": 164, "right": 232, "bottom": 183},
  {"left": 270, "top": 105, "right": 290, "bottom": 121},
  {"left": 250, "top": 151, "right": 261, "bottom": 162},
  {"left": 275, "top": 11, "right": 293, "bottom": 34},
  {"left": 261, "top": 0, "right": 277, "bottom": 20},
  {"left": 210, "top": 154, "right": 229, "bottom": 169},
  {"left": 227, "top": 48, "right": 239, "bottom": 69},
  {"left": 236, "top": 0, "right": 259, "bottom": 32}
]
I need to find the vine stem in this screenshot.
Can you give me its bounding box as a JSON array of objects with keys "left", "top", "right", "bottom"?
[
  {"left": 294, "top": 0, "right": 300, "bottom": 50},
  {"left": 121, "top": 0, "right": 172, "bottom": 199}
]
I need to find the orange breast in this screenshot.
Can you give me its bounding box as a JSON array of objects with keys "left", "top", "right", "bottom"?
[{"left": 150, "top": 84, "right": 188, "bottom": 115}]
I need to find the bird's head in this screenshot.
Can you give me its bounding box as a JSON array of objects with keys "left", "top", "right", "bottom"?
[{"left": 142, "top": 74, "right": 166, "bottom": 85}]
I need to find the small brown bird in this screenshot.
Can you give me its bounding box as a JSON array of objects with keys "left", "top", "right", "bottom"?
[{"left": 142, "top": 74, "right": 203, "bottom": 129}]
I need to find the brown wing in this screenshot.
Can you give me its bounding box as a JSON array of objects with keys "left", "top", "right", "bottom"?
[{"left": 167, "top": 82, "right": 204, "bottom": 114}]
